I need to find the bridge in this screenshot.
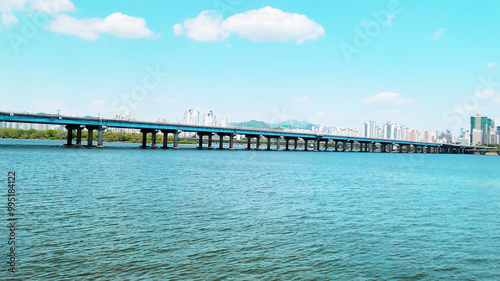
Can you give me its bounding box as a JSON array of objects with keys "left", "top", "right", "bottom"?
[{"left": 0, "top": 111, "right": 495, "bottom": 155}]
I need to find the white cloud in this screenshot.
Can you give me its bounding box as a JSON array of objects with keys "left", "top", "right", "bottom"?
[
  {"left": 182, "top": 10, "right": 228, "bottom": 42},
  {"left": 431, "top": 28, "right": 446, "bottom": 40},
  {"left": 487, "top": 62, "right": 496, "bottom": 67},
  {"left": 1, "top": 12, "right": 18, "bottom": 27},
  {"left": 174, "top": 6, "right": 324, "bottom": 43},
  {"left": 0, "top": 0, "right": 75, "bottom": 28},
  {"left": 46, "top": 12, "right": 154, "bottom": 40},
  {"left": 172, "top": 23, "right": 183, "bottom": 36},
  {"left": 292, "top": 95, "right": 310, "bottom": 104},
  {"left": 0, "top": 0, "right": 28, "bottom": 12},
  {"left": 363, "top": 92, "right": 414, "bottom": 106},
  {"left": 474, "top": 89, "right": 495, "bottom": 100},
  {"left": 31, "top": 0, "right": 75, "bottom": 14}
]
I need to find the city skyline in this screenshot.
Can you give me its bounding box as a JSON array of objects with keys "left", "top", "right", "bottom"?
[{"left": 1, "top": 1, "right": 500, "bottom": 133}]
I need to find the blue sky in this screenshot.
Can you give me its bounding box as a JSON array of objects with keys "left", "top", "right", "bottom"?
[{"left": 1, "top": 0, "right": 500, "bottom": 132}]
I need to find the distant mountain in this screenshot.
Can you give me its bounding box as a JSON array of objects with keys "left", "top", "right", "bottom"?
[
  {"left": 271, "top": 119, "right": 318, "bottom": 130},
  {"left": 229, "top": 119, "right": 319, "bottom": 130},
  {"left": 229, "top": 120, "right": 272, "bottom": 129}
]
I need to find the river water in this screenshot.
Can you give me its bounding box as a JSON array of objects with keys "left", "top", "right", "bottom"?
[{"left": 1, "top": 139, "right": 499, "bottom": 280}]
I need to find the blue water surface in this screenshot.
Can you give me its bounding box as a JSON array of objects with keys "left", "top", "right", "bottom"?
[{"left": 0, "top": 139, "right": 499, "bottom": 280}]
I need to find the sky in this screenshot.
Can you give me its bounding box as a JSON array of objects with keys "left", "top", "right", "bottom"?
[{"left": 1, "top": 0, "right": 500, "bottom": 133}]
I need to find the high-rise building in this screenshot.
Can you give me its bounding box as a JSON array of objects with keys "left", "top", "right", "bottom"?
[
  {"left": 470, "top": 114, "right": 495, "bottom": 145},
  {"left": 183, "top": 109, "right": 200, "bottom": 125},
  {"left": 220, "top": 117, "right": 228, "bottom": 127},
  {"left": 383, "top": 121, "right": 395, "bottom": 140},
  {"left": 363, "top": 120, "right": 376, "bottom": 138},
  {"left": 471, "top": 129, "right": 483, "bottom": 145},
  {"left": 203, "top": 110, "right": 216, "bottom": 126}
]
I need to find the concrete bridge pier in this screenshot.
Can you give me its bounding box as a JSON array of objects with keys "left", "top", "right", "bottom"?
[
  {"left": 140, "top": 129, "right": 156, "bottom": 148},
  {"left": 285, "top": 138, "right": 290, "bottom": 150},
  {"left": 304, "top": 139, "right": 308, "bottom": 151},
  {"left": 380, "top": 143, "right": 386, "bottom": 153},
  {"left": 276, "top": 137, "right": 282, "bottom": 150},
  {"left": 75, "top": 125, "right": 84, "bottom": 147},
  {"left": 342, "top": 141, "right": 347, "bottom": 152},
  {"left": 293, "top": 138, "right": 298, "bottom": 150},
  {"left": 217, "top": 133, "right": 235, "bottom": 150},
  {"left": 324, "top": 140, "right": 329, "bottom": 151},
  {"left": 218, "top": 134, "right": 225, "bottom": 150},
  {"left": 97, "top": 127, "right": 106, "bottom": 148},
  {"left": 151, "top": 130, "right": 157, "bottom": 149},
  {"left": 197, "top": 133, "right": 214, "bottom": 149},
  {"left": 160, "top": 130, "right": 179, "bottom": 149},
  {"left": 255, "top": 136, "right": 261, "bottom": 150},
  {"left": 207, "top": 134, "right": 213, "bottom": 149},
  {"left": 229, "top": 134, "right": 235, "bottom": 150},
  {"left": 65, "top": 125, "right": 79, "bottom": 146},
  {"left": 313, "top": 139, "right": 319, "bottom": 151},
  {"left": 198, "top": 133, "right": 204, "bottom": 149},
  {"left": 266, "top": 137, "right": 272, "bottom": 150},
  {"left": 246, "top": 136, "right": 252, "bottom": 150},
  {"left": 173, "top": 131, "right": 180, "bottom": 149},
  {"left": 86, "top": 125, "right": 100, "bottom": 147}
]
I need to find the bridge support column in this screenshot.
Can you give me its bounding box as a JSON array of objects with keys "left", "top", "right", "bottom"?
[
  {"left": 304, "top": 139, "right": 308, "bottom": 151},
  {"left": 267, "top": 137, "right": 271, "bottom": 150},
  {"left": 198, "top": 134, "right": 203, "bottom": 149},
  {"left": 334, "top": 142, "right": 338, "bottom": 152},
  {"left": 229, "top": 134, "right": 234, "bottom": 150},
  {"left": 247, "top": 137, "right": 251, "bottom": 150},
  {"left": 65, "top": 126, "right": 74, "bottom": 146},
  {"left": 285, "top": 138, "right": 290, "bottom": 150},
  {"left": 219, "top": 135, "right": 224, "bottom": 149},
  {"left": 314, "top": 139, "right": 319, "bottom": 151},
  {"left": 86, "top": 126, "right": 99, "bottom": 147},
  {"left": 151, "top": 131, "right": 157, "bottom": 149},
  {"left": 141, "top": 131, "right": 148, "bottom": 148},
  {"left": 342, "top": 142, "right": 347, "bottom": 152},
  {"left": 97, "top": 127, "right": 106, "bottom": 148},
  {"left": 276, "top": 138, "right": 281, "bottom": 150},
  {"left": 162, "top": 131, "right": 169, "bottom": 148},
  {"left": 381, "top": 144, "right": 386, "bottom": 153},
  {"left": 173, "top": 131, "right": 179, "bottom": 149},
  {"left": 324, "top": 140, "right": 329, "bottom": 151},
  {"left": 75, "top": 127, "right": 83, "bottom": 147},
  {"left": 207, "top": 134, "right": 213, "bottom": 149},
  {"left": 294, "top": 139, "right": 298, "bottom": 150},
  {"left": 255, "top": 136, "right": 261, "bottom": 150}
]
